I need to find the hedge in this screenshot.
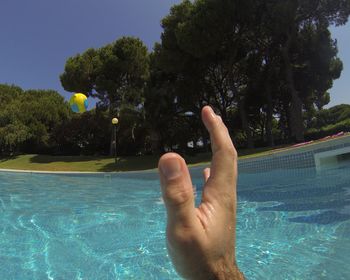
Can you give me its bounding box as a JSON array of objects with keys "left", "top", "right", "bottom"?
[{"left": 305, "top": 118, "right": 350, "bottom": 140}]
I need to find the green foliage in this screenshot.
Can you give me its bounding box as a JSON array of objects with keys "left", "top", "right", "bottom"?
[
  {"left": 306, "top": 104, "right": 350, "bottom": 140},
  {"left": 116, "top": 104, "right": 148, "bottom": 156},
  {"left": 0, "top": 84, "right": 70, "bottom": 154},
  {"left": 0, "top": 84, "right": 23, "bottom": 103},
  {"left": 60, "top": 36, "right": 151, "bottom": 156},
  {"left": 52, "top": 109, "right": 111, "bottom": 155},
  {"left": 60, "top": 48, "right": 98, "bottom": 94},
  {"left": 60, "top": 37, "right": 150, "bottom": 113},
  {"left": 51, "top": 105, "right": 149, "bottom": 156},
  {"left": 326, "top": 104, "right": 350, "bottom": 122},
  {"left": 305, "top": 118, "right": 350, "bottom": 140},
  {"left": 0, "top": 121, "right": 30, "bottom": 150},
  {"left": 308, "top": 104, "right": 350, "bottom": 128},
  {"left": 150, "top": 0, "right": 350, "bottom": 148},
  {"left": 3, "top": 1, "right": 350, "bottom": 157},
  {"left": 0, "top": 85, "right": 28, "bottom": 152}
]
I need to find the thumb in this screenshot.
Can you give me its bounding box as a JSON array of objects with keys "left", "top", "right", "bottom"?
[{"left": 158, "top": 153, "right": 196, "bottom": 228}]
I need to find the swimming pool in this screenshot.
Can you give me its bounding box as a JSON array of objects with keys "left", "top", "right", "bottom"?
[{"left": 0, "top": 162, "right": 349, "bottom": 279}]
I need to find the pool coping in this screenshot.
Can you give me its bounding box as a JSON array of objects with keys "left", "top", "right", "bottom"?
[{"left": 0, "top": 168, "right": 158, "bottom": 175}]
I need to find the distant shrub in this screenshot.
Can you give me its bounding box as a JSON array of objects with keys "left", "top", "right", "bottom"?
[
  {"left": 233, "top": 131, "right": 248, "bottom": 149},
  {"left": 305, "top": 118, "right": 350, "bottom": 140}
]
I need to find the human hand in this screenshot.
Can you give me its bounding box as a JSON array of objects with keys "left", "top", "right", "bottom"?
[{"left": 158, "top": 106, "right": 244, "bottom": 280}]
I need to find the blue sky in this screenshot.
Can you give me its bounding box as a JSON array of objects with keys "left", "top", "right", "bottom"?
[
  {"left": 0, "top": 0, "right": 349, "bottom": 108},
  {"left": 0, "top": 0, "right": 180, "bottom": 107},
  {"left": 329, "top": 23, "right": 350, "bottom": 107}
]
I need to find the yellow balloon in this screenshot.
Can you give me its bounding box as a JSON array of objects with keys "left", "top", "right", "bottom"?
[{"left": 69, "top": 93, "right": 88, "bottom": 113}]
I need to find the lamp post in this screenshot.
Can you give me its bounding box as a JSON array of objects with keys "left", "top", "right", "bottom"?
[{"left": 112, "top": 117, "right": 119, "bottom": 164}]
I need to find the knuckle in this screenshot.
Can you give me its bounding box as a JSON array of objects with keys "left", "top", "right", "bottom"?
[
  {"left": 210, "top": 189, "right": 235, "bottom": 212},
  {"left": 232, "top": 148, "right": 238, "bottom": 159},
  {"left": 223, "top": 125, "right": 229, "bottom": 134},
  {"left": 221, "top": 192, "right": 235, "bottom": 210},
  {"left": 226, "top": 145, "right": 237, "bottom": 159},
  {"left": 163, "top": 182, "right": 192, "bottom": 206},
  {"left": 219, "top": 125, "right": 237, "bottom": 159},
  {"left": 167, "top": 227, "right": 196, "bottom": 247}
]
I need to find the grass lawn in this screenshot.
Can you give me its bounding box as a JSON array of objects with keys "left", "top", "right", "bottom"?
[
  {"left": 0, "top": 146, "right": 280, "bottom": 172},
  {"left": 1, "top": 133, "right": 348, "bottom": 172}
]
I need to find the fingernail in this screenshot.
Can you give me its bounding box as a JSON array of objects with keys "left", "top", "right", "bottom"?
[
  {"left": 160, "top": 158, "right": 181, "bottom": 179},
  {"left": 208, "top": 107, "right": 216, "bottom": 119}
]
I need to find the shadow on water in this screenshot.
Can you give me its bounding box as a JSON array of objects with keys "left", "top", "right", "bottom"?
[
  {"left": 289, "top": 211, "right": 350, "bottom": 224},
  {"left": 237, "top": 166, "right": 350, "bottom": 225}
]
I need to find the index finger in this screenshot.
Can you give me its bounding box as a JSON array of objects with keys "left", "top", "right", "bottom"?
[{"left": 201, "top": 106, "right": 237, "bottom": 184}]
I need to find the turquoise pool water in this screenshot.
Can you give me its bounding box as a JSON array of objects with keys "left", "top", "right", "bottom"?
[{"left": 0, "top": 163, "right": 349, "bottom": 279}]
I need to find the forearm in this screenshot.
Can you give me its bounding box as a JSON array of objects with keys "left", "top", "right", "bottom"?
[
  {"left": 185, "top": 261, "right": 245, "bottom": 280},
  {"left": 210, "top": 265, "right": 245, "bottom": 280}
]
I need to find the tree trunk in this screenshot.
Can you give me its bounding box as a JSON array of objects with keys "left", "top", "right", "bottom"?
[
  {"left": 110, "top": 125, "right": 117, "bottom": 157},
  {"left": 281, "top": 34, "right": 305, "bottom": 143},
  {"left": 238, "top": 97, "right": 254, "bottom": 149},
  {"left": 265, "top": 85, "right": 275, "bottom": 147},
  {"left": 281, "top": 98, "right": 292, "bottom": 141},
  {"left": 150, "top": 129, "right": 162, "bottom": 154},
  {"left": 260, "top": 121, "right": 265, "bottom": 143}
]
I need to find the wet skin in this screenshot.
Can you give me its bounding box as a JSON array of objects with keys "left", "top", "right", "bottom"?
[{"left": 158, "top": 106, "right": 245, "bottom": 280}]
